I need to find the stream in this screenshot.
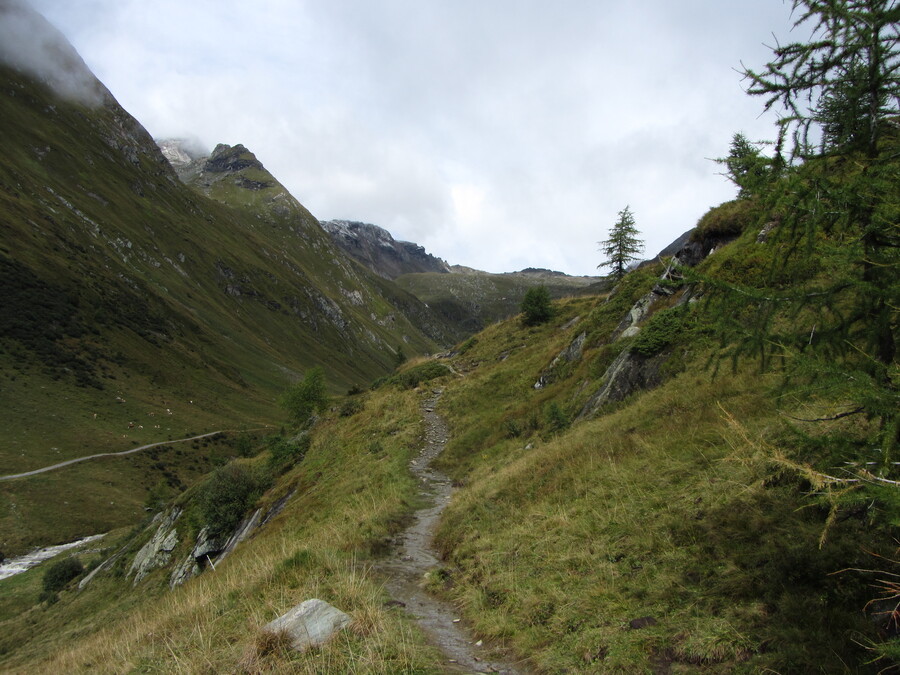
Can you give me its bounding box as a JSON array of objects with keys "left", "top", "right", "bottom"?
[
  {"left": 0, "top": 533, "right": 106, "bottom": 581},
  {"left": 375, "top": 388, "right": 526, "bottom": 674}
]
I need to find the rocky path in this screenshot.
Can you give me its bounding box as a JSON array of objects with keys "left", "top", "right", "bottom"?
[{"left": 376, "top": 389, "right": 526, "bottom": 674}]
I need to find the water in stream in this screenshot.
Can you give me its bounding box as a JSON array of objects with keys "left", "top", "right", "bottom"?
[{"left": 0, "top": 533, "right": 106, "bottom": 581}]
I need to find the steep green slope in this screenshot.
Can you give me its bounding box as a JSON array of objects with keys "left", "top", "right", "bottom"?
[
  {"left": 166, "top": 141, "right": 461, "bottom": 348},
  {"left": 0, "top": 59, "right": 442, "bottom": 555},
  {"left": 0, "top": 212, "right": 895, "bottom": 672}
]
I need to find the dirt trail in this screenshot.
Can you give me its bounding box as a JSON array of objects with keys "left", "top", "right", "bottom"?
[
  {"left": 0, "top": 430, "right": 227, "bottom": 481},
  {"left": 376, "top": 388, "right": 526, "bottom": 674}
]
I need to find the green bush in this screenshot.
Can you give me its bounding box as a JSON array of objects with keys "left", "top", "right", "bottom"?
[
  {"left": 630, "top": 306, "right": 690, "bottom": 357},
  {"left": 197, "top": 463, "right": 270, "bottom": 538},
  {"left": 42, "top": 557, "right": 84, "bottom": 594},
  {"left": 521, "top": 285, "right": 553, "bottom": 326},
  {"left": 235, "top": 434, "right": 255, "bottom": 457},
  {"left": 458, "top": 336, "right": 478, "bottom": 354},
  {"left": 544, "top": 401, "right": 569, "bottom": 434},
  {"left": 280, "top": 367, "right": 328, "bottom": 426},
  {"left": 393, "top": 362, "right": 451, "bottom": 389},
  {"left": 267, "top": 434, "right": 310, "bottom": 473},
  {"left": 339, "top": 397, "right": 364, "bottom": 417}
]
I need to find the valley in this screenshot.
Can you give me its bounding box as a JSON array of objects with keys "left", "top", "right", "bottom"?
[{"left": 0, "top": 1, "right": 897, "bottom": 673}]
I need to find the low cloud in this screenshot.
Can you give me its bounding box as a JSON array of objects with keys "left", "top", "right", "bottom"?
[{"left": 0, "top": 0, "right": 106, "bottom": 105}]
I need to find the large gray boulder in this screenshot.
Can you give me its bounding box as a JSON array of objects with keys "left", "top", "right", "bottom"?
[
  {"left": 262, "top": 599, "right": 351, "bottom": 652},
  {"left": 129, "top": 508, "right": 181, "bottom": 584}
]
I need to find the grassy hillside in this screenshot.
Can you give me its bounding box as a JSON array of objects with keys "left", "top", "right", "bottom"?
[
  {"left": 0, "top": 5, "right": 895, "bottom": 672},
  {"left": 0, "top": 61, "right": 445, "bottom": 555},
  {"left": 396, "top": 269, "right": 605, "bottom": 333},
  {"left": 1, "top": 208, "right": 894, "bottom": 671}
]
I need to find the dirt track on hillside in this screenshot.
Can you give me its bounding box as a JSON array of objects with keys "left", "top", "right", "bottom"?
[
  {"left": 375, "top": 388, "right": 527, "bottom": 674},
  {"left": 0, "top": 430, "right": 226, "bottom": 481}
]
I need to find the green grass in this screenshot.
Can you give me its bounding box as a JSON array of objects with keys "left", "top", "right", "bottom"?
[
  {"left": 0, "top": 261, "right": 893, "bottom": 672},
  {"left": 0, "top": 386, "right": 453, "bottom": 673},
  {"left": 415, "top": 261, "right": 893, "bottom": 671},
  {"left": 0, "top": 62, "right": 448, "bottom": 554}
]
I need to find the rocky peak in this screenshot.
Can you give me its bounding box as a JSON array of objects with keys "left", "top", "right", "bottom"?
[
  {"left": 204, "top": 143, "right": 264, "bottom": 174},
  {"left": 321, "top": 220, "right": 450, "bottom": 280}
]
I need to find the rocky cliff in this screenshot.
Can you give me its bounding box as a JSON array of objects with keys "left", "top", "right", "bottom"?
[{"left": 321, "top": 220, "right": 451, "bottom": 280}]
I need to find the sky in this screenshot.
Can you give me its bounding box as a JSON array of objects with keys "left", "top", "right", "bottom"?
[{"left": 24, "top": 0, "right": 798, "bottom": 276}]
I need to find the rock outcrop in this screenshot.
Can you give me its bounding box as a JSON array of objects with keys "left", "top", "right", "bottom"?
[
  {"left": 169, "top": 507, "right": 264, "bottom": 588},
  {"left": 574, "top": 233, "right": 726, "bottom": 419},
  {"left": 534, "top": 330, "right": 586, "bottom": 389},
  {"left": 129, "top": 508, "right": 181, "bottom": 584},
  {"left": 321, "top": 220, "right": 450, "bottom": 280}
]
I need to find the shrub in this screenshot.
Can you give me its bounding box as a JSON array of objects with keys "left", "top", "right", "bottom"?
[
  {"left": 394, "top": 362, "right": 450, "bottom": 389},
  {"left": 502, "top": 418, "right": 524, "bottom": 438},
  {"left": 197, "top": 463, "right": 269, "bottom": 538},
  {"left": 521, "top": 285, "right": 553, "bottom": 326},
  {"left": 235, "top": 434, "right": 255, "bottom": 457},
  {"left": 42, "top": 557, "right": 84, "bottom": 594},
  {"left": 544, "top": 401, "right": 569, "bottom": 434},
  {"left": 267, "top": 434, "right": 310, "bottom": 473},
  {"left": 280, "top": 367, "right": 328, "bottom": 426},
  {"left": 339, "top": 397, "right": 364, "bottom": 417},
  {"left": 630, "top": 306, "right": 690, "bottom": 357},
  {"left": 458, "top": 336, "right": 478, "bottom": 354}
]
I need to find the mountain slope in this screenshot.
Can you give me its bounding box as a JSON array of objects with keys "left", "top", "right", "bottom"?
[
  {"left": 3, "top": 223, "right": 894, "bottom": 673},
  {"left": 158, "top": 140, "right": 461, "bottom": 347},
  {"left": 396, "top": 267, "right": 605, "bottom": 332},
  {"left": 0, "top": 6, "right": 443, "bottom": 555}
]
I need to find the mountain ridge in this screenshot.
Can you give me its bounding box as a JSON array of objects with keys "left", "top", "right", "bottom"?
[{"left": 0, "top": 16, "right": 452, "bottom": 555}]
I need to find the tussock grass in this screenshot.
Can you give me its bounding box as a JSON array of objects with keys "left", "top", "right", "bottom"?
[
  {"left": 0, "top": 386, "right": 449, "bottom": 673},
  {"left": 427, "top": 292, "right": 888, "bottom": 672}
]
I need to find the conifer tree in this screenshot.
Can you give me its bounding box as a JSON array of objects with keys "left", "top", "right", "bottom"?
[
  {"left": 709, "top": 0, "right": 899, "bottom": 469},
  {"left": 721, "top": 132, "right": 776, "bottom": 199},
  {"left": 598, "top": 206, "right": 644, "bottom": 281},
  {"left": 521, "top": 285, "right": 553, "bottom": 326},
  {"left": 741, "top": 0, "right": 899, "bottom": 161}
]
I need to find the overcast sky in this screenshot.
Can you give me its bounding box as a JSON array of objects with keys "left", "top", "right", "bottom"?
[{"left": 27, "top": 0, "right": 797, "bottom": 276}]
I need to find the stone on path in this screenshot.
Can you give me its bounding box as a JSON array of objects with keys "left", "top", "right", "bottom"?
[{"left": 261, "top": 598, "right": 351, "bottom": 652}]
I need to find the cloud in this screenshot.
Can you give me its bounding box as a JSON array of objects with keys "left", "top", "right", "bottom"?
[
  {"left": 0, "top": 0, "right": 106, "bottom": 105},
  {"left": 27, "top": 0, "right": 797, "bottom": 275}
]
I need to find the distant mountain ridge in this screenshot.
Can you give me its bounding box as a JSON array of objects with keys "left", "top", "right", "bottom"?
[{"left": 320, "top": 219, "right": 451, "bottom": 280}]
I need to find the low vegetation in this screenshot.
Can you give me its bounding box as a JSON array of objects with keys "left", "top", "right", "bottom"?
[{"left": 0, "top": 2, "right": 896, "bottom": 672}]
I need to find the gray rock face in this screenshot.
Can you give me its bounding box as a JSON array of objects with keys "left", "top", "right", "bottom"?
[
  {"left": 534, "top": 330, "right": 586, "bottom": 389},
  {"left": 577, "top": 229, "right": 726, "bottom": 420},
  {"left": 321, "top": 220, "right": 450, "bottom": 280},
  {"left": 578, "top": 349, "right": 667, "bottom": 419},
  {"left": 129, "top": 508, "right": 181, "bottom": 584},
  {"left": 262, "top": 598, "right": 351, "bottom": 652},
  {"left": 170, "top": 494, "right": 292, "bottom": 588},
  {"left": 168, "top": 525, "right": 225, "bottom": 588}
]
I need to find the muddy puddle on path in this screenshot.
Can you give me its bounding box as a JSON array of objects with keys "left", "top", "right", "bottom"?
[{"left": 375, "top": 389, "right": 527, "bottom": 674}]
